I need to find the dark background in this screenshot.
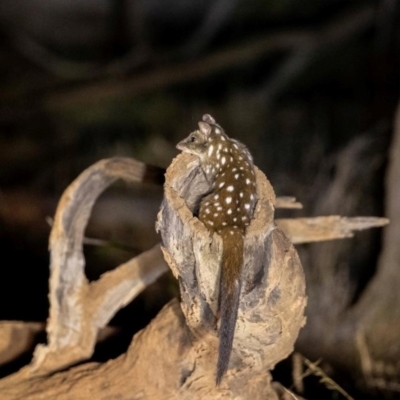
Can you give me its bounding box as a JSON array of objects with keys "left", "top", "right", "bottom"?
[{"left": 0, "top": 1, "right": 398, "bottom": 398}]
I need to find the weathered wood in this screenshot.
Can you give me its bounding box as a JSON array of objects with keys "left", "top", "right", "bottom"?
[
  {"left": 156, "top": 153, "right": 307, "bottom": 394},
  {"left": 0, "top": 322, "right": 43, "bottom": 366},
  {"left": 275, "top": 196, "right": 303, "bottom": 209},
  {"left": 30, "top": 158, "right": 168, "bottom": 374},
  {"left": 0, "top": 300, "right": 285, "bottom": 400},
  {"left": 0, "top": 322, "right": 118, "bottom": 368},
  {"left": 0, "top": 152, "right": 386, "bottom": 398},
  {"left": 276, "top": 216, "right": 389, "bottom": 244}
]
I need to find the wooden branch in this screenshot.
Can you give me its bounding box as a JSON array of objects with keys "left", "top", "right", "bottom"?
[
  {"left": 0, "top": 322, "right": 117, "bottom": 368},
  {"left": 0, "top": 300, "right": 285, "bottom": 400},
  {"left": 0, "top": 322, "right": 43, "bottom": 366},
  {"left": 276, "top": 216, "right": 389, "bottom": 244},
  {"left": 275, "top": 196, "right": 303, "bottom": 209},
  {"left": 29, "top": 158, "right": 168, "bottom": 374},
  {"left": 0, "top": 153, "right": 387, "bottom": 398},
  {"left": 156, "top": 153, "right": 307, "bottom": 392},
  {"left": 0, "top": 147, "right": 301, "bottom": 397}
]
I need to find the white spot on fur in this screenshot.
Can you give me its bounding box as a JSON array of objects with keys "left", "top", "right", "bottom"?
[
  {"left": 227, "top": 186, "right": 234, "bottom": 192},
  {"left": 226, "top": 197, "right": 232, "bottom": 204}
]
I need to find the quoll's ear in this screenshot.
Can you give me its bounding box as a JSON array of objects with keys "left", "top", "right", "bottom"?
[
  {"left": 202, "top": 114, "right": 216, "bottom": 124},
  {"left": 198, "top": 121, "right": 212, "bottom": 136}
]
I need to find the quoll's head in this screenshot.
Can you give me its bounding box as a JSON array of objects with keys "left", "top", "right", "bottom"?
[
  {"left": 176, "top": 129, "right": 207, "bottom": 157},
  {"left": 176, "top": 118, "right": 215, "bottom": 159}
]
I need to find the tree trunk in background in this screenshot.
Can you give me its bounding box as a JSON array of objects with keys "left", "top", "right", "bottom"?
[{"left": 297, "top": 101, "right": 400, "bottom": 392}]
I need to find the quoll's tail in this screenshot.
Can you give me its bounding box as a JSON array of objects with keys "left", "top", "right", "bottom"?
[{"left": 216, "top": 228, "right": 244, "bottom": 385}]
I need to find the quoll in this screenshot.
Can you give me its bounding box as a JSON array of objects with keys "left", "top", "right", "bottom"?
[{"left": 176, "top": 114, "right": 258, "bottom": 385}]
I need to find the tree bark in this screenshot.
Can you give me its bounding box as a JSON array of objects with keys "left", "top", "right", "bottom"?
[
  {"left": 0, "top": 151, "right": 386, "bottom": 398},
  {"left": 156, "top": 152, "right": 307, "bottom": 394}
]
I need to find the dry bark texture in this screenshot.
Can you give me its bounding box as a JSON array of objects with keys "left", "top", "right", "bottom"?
[
  {"left": 0, "top": 153, "right": 387, "bottom": 399},
  {"left": 156, "top": 153, "right": 307, "bottom": 395},
  {"left": 0, "top": 158, "right": 168, "bottom": 397},
  {"left": 276, "top": 216, "right": 388, "bottom": 244},
  {"left": 0, "top": 322, "right": 43, "bottom": 367}
]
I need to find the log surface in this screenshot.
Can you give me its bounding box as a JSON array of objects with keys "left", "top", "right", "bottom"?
[{"left": 156, "top": 153, "right": 307, "bottom": 394}]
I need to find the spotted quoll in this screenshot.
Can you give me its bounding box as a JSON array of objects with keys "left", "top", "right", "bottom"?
[{"left": 176, "top": 114, "right": 257, "bottom": 385}]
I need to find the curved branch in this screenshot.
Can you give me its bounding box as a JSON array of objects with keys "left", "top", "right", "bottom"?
[{"left": 30, "top": 158, "right": 167, "bottom": 374}]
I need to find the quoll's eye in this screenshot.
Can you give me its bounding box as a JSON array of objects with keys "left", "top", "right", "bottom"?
[{"left": 190, "top": 135, "right": 196, "bottom": 142}]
